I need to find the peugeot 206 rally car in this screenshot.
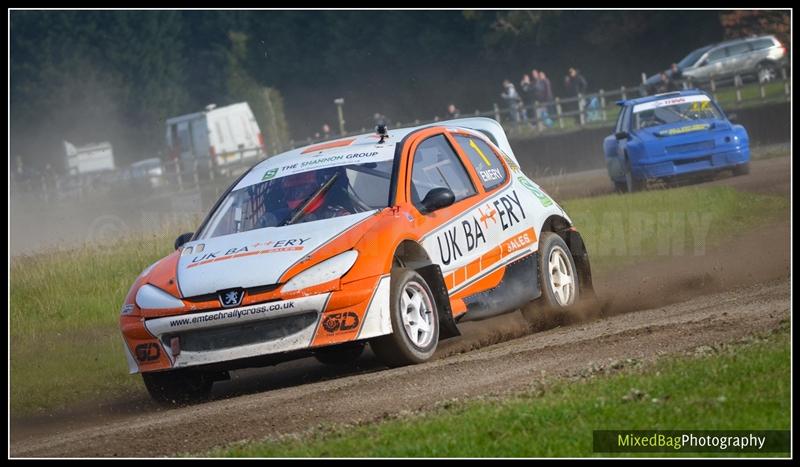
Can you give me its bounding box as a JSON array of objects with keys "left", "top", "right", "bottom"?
[
  {"left": 120, "top": 118, "right": 594, "bottom": 404},
  {"left": 603, "top": 89, "right": 750, "bottom": 192}
]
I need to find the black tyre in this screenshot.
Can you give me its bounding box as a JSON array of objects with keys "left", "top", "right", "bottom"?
[
  {"left": 757, "top": 62, "right": 778, "bottom": 83},
  {"left": 522, "top": 232, "right": 580, "bottom": 329},
  {"left": 624, "top": 158, "right": 646, "bottom": 193},
  {"left": 142, "top": 369, "right": 213, "bottom": 406},
  {"left": 370, "top": 268, "right": 440, "bottom": 368},
  {"left": 313, "top": 342, "right": 366, "bottom": 367},
  {"left": 732, "top": 162, "right": 750, "bottom": 176}
]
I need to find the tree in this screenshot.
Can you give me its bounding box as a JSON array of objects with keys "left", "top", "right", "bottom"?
[{"left": 720, "top": 10, "right": 790, "bottom": 47}]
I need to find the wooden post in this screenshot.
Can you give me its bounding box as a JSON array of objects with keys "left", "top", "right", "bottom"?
[
  {"left": 783, "top": 67, "right": 789, "bottom": 96},
  {"left": 535, "top": 101, "right": 544, "bottom": 131},
  {"left": 493, "top": 103, "right": 501, "bottom": 123},
  {"left": 735, "top": 75, "right": 742, "bottom": 103},
  {"left": 555, "top": 97, "right": 563, "bottom": 129},
  {"left": 578, "top": 94, "right": 585, "bottom": 126},
  {"left": 599, "top": 89, "right": 607, "bottom": 121},
  {"left": 620, "top": 86, "right": 627, "bottom": 101}
]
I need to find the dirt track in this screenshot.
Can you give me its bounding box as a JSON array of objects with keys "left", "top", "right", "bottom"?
[
  {"left": 535, "top": 150, "right": 790, "bottom": 201},
  {"left": 10, "top": 155, "right": 790, "bottom": 457}
]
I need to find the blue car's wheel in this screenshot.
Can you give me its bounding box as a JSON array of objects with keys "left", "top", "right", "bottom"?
[
  {"left": 624, "top": 159, "right": 646, "bottom": 193},
  {"left": 732, "top": 162, "right": 751, "bottom": 176}
]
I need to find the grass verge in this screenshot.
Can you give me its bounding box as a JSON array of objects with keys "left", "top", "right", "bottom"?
[
  {"left": 9, "top": 185, "right": 789, "bottom": 415},
  {"left": 10, "top": 231, "right": 176, "bottom": 414},
  {"left": 209, "top": 325, "right": 790, "bottom": 457},
  {"left": 561, "top": 185, "right": 788, "bottom": 276}
]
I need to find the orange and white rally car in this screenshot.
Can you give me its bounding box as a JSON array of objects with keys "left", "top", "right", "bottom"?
[{"left": 120, "top": 118, "right": 594, "bottom": 403}]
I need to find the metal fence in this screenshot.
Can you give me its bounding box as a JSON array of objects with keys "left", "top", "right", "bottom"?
[
  {"left": 12, "top": 65, "right": 791, "bottom": 204},
  {"left": 285, "top": 65, "right": 791, "bottom": 146}
]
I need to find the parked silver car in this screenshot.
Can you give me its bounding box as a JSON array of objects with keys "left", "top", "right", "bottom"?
[{"left": 681, "top": 35, "right": 787, "bottom": 84}]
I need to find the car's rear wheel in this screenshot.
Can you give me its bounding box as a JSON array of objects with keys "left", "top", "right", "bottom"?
[
  {"left": 370, "top": 268, "right": 439, "bottom": 368},
  {"left": 313, "top": 342, "right": 365, "bottom": 367},
  {"left": 757, "top": 62, "right": 778, "bottom": 83},
  {"left": 732, "top": 162, "right": 751, "bottom": 176},
  {"left": 142, "top": 369, "right": 213, "bottom": 405},
  {"left": 522, "top": 232, "right": 580, "bottom": 330}
]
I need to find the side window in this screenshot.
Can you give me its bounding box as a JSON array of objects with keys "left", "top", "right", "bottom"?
[
  {"left": 707, "top": 47, "right": 728, "bottom": 63},
  {"left": 453, "top": 135, "right": 507, "bottom": 190},
  {"left": 751, "top": 38, "right": 775, "bottom": 51},
  {"left": 410, "top": 134, "right": 477, "bottom": 207},
  {"left": 728, "top": 42, "right": 751, "bottom": 57}
]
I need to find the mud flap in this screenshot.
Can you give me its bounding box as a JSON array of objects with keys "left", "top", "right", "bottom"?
[
  {"left": 563, "top": 229, "right": 596, "bottom": 300},
  {"left": 416, "top": 264, "right": 461, "bottom": 339}
]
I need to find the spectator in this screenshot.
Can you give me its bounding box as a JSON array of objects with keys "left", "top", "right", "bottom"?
[
  {"left": 373, "top": 112, "right": 390, "bottom": 128},
  {"left": 519, "top": 74, "right": 535, "bottom": 124},
  {"left": 446, "top": 103, "right": 460, "bottom": 119},
  {"left": 528, "top": 70, "right": 547, "bottom": 126},
  {"left": 655, "top": 72, "right": 679, "bottom": 93},
  {"left": 669, "top": 62, "right": 683, "bottom": 86},
  {"left": 564, "top": 67, "right": 588, "bottom": 125},
  {"left": 500, "top": 79, "right": 523, "bottom": 124},
  {"left": 539, "top": 71, "right": 556, "bottom": 125},
  {"left": 322, "top": 123, "right": 332, "bottom": 139}
]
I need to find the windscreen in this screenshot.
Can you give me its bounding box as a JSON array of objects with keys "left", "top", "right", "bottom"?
[
  {"left": 199, "top": 160, "right": 393, "bottom": 238},
  {"left": 633, "top": 96, "right": 722, "bottom": 130},
  {"left": 677, "top": 46, "right": 712, "bottom": 68}
]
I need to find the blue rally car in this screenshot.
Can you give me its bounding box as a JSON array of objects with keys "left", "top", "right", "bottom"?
[{"left": 603, "top": 90, "right": 750, "bottom": 192}]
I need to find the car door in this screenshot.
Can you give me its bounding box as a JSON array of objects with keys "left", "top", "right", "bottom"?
[
  {"left": 447, "top": 130, "right": 543, "bottom": 317},
  {"left": 723, "top": 42, "right": 753, "bottom": 77},
  {"left": 604, "top": 105, "right": 630, "bottom": 179},
  {"left": 694, "top": 46, "right": 728, "bottom": 81},
  {"left": 405, "top": 131, "right": 484, "bottom": 275}
]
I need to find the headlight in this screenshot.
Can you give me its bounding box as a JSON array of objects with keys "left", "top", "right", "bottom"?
[
  {"left": 282, "top": 250, "right": 359, "bottom": 292},
  {"left": 135, "top": 284, "right": 185, "bottom": 310}
]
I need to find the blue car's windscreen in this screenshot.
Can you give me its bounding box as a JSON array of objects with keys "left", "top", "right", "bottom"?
[
  {"left": 199, "top": 160, "right": 393, "bottom": 238},
  {"left": 634, "top": 100, "right": 722, "bottom": 130}
]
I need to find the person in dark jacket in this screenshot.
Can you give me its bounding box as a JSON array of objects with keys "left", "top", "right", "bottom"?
[
  {"left": 564, "top": 67, "right": 588, "bottom": 125},
  {"left": 654, "top": 72, "right": 679, "bottom": 94},
  {"left": 519, "top": 74, "right": 536, "bottom": 124}
]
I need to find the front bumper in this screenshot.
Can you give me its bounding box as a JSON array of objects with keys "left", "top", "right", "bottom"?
[
  {"left": 121, "top": 275, "right": 392, "bottom": 374},
  {"left": 631, "top": 146, "right": 750, "bottom": 180}
]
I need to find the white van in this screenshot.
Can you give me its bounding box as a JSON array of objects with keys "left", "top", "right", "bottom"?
[{"left": 166, "top": 102, "right": 265, "bottom": 171}]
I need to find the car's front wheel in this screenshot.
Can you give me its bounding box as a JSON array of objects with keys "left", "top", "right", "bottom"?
[
  {"left": 142, "top": 369, "right": 214, "bottom": 405},
  {"left": 522, "top": 232, "right": 580, "bottom": 329},
  {"left": 624, "top": 158, "right": 646, "bottom": 193},
  {"left": 370, "top": 268, "right": 440, "bottom": 367}
]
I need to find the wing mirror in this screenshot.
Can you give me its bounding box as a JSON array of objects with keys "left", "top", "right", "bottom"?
[
  {"left": 421, "top": 187, "right": 456, "bottom": 213},
  {"left": 615, "top": 131, "right": 630, "bottom": 140},
  {"left": 174, "top": 232, "right": 194, "bottom": 250}
]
